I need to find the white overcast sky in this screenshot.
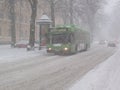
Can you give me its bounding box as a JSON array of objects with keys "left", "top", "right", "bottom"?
[
  {"left": 104, "top": 0, "right": 119, "bottom": 15},
  {"left": 98, "top": 0, "right": 120, "bottom": 40}
]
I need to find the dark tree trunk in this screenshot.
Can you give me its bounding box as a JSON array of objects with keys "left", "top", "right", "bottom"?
[
  {"left": 9, "top": 0, "right": 16, "bottom": 47},
  {"left": 69, "top": 0, "right": 74, "bottom": 24},
  {"left": 28, "top": 0, "right": 38, "bottom": 49},
  {"left": 50, "top": 0, "right": 55, "bottom": 27}
]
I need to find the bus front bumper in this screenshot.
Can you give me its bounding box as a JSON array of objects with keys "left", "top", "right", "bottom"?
[
  {"left": 47, "top": 49, "right": 54, "bottom": 53},
  {"left": 47, "top": 47, "right": 71, "bottom": 55}
]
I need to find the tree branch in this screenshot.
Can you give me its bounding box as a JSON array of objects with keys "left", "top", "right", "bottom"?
[{"left": 28, "top": 0, "right": 33, "bottom": 7}]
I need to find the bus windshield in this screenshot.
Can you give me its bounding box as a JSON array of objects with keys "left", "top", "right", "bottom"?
[{"left": 52, "top": 34, "right": 70, "bottom": 44}]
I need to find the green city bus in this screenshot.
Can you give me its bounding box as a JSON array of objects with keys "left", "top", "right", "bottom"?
[{"left": 46, "top": 25, "right": 90, "bottom": 55}]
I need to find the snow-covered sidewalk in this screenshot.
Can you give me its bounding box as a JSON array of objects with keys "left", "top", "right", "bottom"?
[
  {"left": 70, "top": 46, "right": 120, "bottom": 90},
  {"left": 0, "top": 45, "right": 46, "bottom": 63}
]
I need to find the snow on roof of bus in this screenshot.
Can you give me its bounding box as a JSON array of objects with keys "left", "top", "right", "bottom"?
[
  {"left": 55, "top": 25, "right": 89, "bottom": 32},
  {"left": 56, "top": 25, "right": 78, "bottom": 29}
]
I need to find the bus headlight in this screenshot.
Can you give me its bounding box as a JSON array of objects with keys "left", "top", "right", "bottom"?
[
  {"left": 48, "top": 48, "right": 52, "bottom": 51},
  {"left": 64, "top": 47, "right": 68, "bottom": 51}
]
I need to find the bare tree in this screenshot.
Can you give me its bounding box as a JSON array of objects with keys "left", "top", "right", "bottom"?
[
  {"left": 50, "top": 0, "right": 55, "bottom": 27},
  {"left": 52, "top": 0, "right": 101, "bottom": 26},
  {"left": 107, "top": 3, "right": 120, "bottom": 39},
  {"left": 28, "top": 0, "right": 38, "bottom": 49},
  {"left": 8, "top": 0, "right": 16, "bottom": 47},
  {"left": 69, "top": 0, "right": 74, "bottom": 24},
  {"left": 51, "top": 0, "right": 73, "bottom": 25},
  {"left": 45, "top": 0, "right": 59, "bottom": 27},
  {"left": 59, "top": 0, "right": 70, "bottom": 24},
  {"left": 75, "top": 0, "right": 101, "bottom": 29}
]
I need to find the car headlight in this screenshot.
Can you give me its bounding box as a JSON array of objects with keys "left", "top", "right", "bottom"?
[
  {"left": 64, "top": 47, "right": 68, "bottom": 51},
  {"left": 48, "top": 48, "right": 52, "bottom": 51}
]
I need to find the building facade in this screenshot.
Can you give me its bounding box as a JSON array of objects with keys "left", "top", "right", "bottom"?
[{"left": 0, "top": 0, "right": 63, "bottom": 44}]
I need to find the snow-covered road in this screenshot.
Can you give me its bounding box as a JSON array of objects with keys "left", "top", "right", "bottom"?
[
  {"left": 0, "top": 45, "right": 116, "bottom": 90},
  {"left": 0, "top": 45, "right": 46, "bottom": 63},
  {"left": 70, "top": 45, "right": 120, "bottom": 90}
]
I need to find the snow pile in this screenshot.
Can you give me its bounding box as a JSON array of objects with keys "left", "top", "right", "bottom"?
[
  {"left": 70, "top": 46, "right": 120, "bottom": 90},
  {"left": 0, "top": 45, "right": 46, "bottom": 63}
]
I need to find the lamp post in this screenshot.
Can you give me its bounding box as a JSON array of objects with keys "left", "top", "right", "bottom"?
[{"left": 36, "top": 14, "right": 52, "bottom": 50}]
